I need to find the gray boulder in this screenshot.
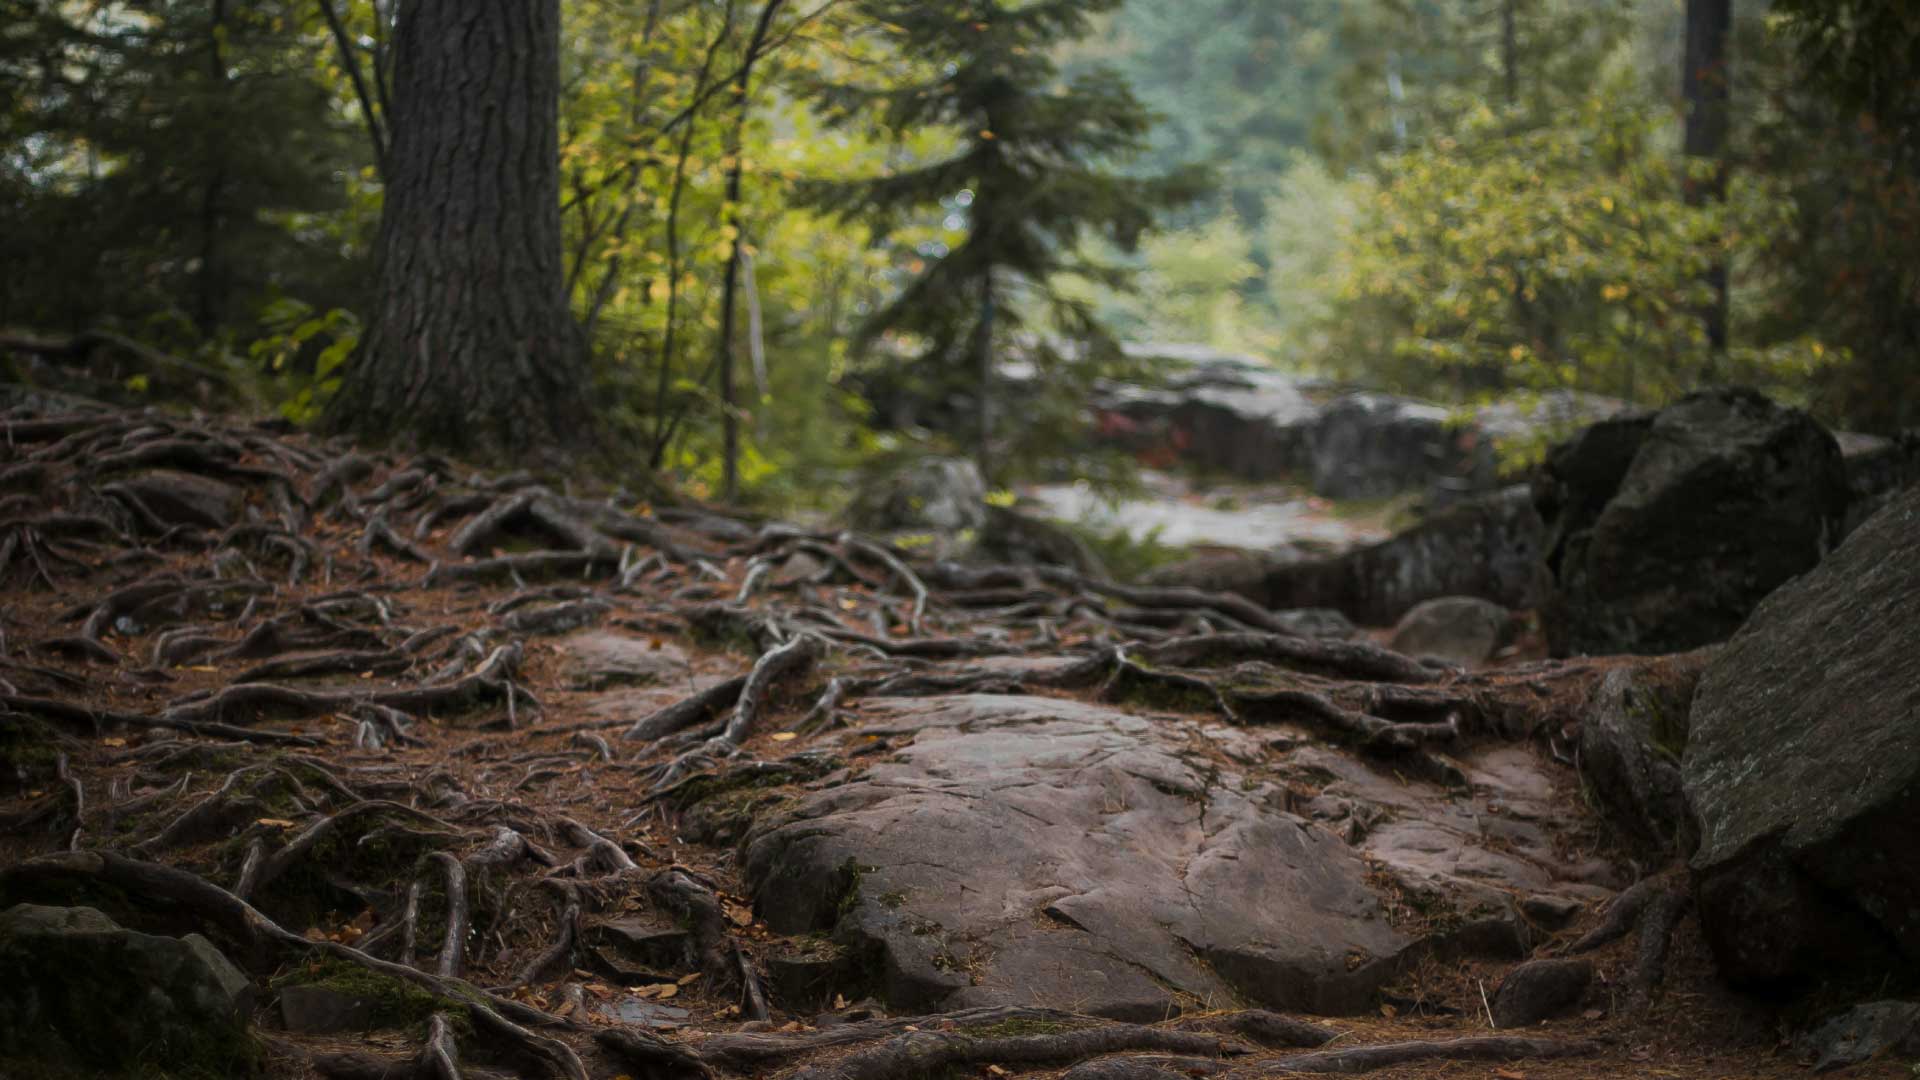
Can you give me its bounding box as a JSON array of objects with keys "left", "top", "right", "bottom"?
[
  {"left": 1537, "top": 387, "right": 1849, "bottom": 656},
  {"left": 846, "top": 456, "right": 987, "bottom": 536},
  {"left": 1310, "top": 393, "right": 1475, "bottom": 501},
  {"left": 1388, "top": 596, "right": 1515, "bottom": 667},
  {"left": 1261, "top": 486, "right": 1546, "bottom": 626},
  {"left": 1098, "top": 348, "right": 1321, "bottom": 481},
  {"left": 0, "top": 903, "right": 254, "bottom": 1072},
  {"left": 1578, "top": 655, "right": 1709, "bottom": 857},
  {"left": 1684, "top": 484, "right": 1920, "bottom": 987}
]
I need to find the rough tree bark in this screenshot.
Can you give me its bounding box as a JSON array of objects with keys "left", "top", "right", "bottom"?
[
  {"left": 325, "top": 0, "right": 595, "bottom": 464},
  {"left": 1682, "top": 0, "right": 1732, "bottom": 365}
]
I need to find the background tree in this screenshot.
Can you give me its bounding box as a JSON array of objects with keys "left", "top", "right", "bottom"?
[
  {"left": 323, "top": 0, "right": 595, "bottom": 463},
  {"left": 0, "top": 2, "right": 361, "bottom": 348},
  {"left": 1758, "top": 0, "right": 1920, "bottom": 431},
  {"left": 1682, "top": 0, "right": 1732, "bottom": 362},
  {"left": 803, "top": 0, "right": 1206, "bottom": 478}
]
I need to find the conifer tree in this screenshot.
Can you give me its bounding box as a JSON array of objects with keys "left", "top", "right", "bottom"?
[{"left": 804, "top": 0, "right": 1206, "bottom": 478}]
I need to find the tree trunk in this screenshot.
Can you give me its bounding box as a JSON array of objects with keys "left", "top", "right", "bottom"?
[
  {"left": 1682, "top": 0, "right": 1732, "bottom": 366},
  {"left": 1501, "top": 0, "right": 1518, "bottom": 106},
  {"left": 717, "top": 0, "right": 784, "bottom": 504},
  {"left": 195, "top": 0, "right": 230, "bottom": 337},
  {"left": 325, "top": 0, "right": 592, "bottom": 464},
  {"left": 974, "top": 271, "right": 995, "bottom": 482}
]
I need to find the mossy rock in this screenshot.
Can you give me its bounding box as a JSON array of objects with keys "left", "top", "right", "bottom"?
[
  {"left": 270, "top": 957, "right": 472, "bottom": 1037},
  {"left": 0, "top": 904, "right": 258, "bottom": 1078}
]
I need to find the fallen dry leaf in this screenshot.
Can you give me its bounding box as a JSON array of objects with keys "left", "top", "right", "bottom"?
[
  {"left": 676, "top": 972, "right": 702, "bottom": 986},
  {"left": 770, "top": 732, "right": 798, "bottom": 742},
  {"left": 257, "top": 817, "right": 297, "bottom": 828}
]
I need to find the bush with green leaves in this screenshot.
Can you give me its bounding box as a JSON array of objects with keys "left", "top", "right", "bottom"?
[{"left": 1320, "top": 74, "right": 1833, "bottom": 408}]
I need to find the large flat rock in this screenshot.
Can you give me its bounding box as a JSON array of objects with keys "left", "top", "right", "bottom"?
[{"left": 739, "top": 694, "right": 1610, "bottom": 1019}]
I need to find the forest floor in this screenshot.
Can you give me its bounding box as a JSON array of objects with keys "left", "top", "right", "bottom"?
[{"left": 0, "top": 403, "right": 1904, "bottom": 1080}]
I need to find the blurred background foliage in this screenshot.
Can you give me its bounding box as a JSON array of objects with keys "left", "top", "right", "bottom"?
[{"left": 3, "top": 0, "right": 1915, "bottom": 507}]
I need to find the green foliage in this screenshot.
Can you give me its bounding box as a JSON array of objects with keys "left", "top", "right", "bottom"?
[
  {"left": 1750, "top": 0, "right": 1920, "bottom": 431},
  {"left": 4, "top": 0, "right": 1914, "bottom": 501},
  {"left": 798, "top": 0, "right": 1209, "bottom": 480},
  {"left": 0, "top": 2, "right": 371, "bottom": 349},
  {"left": 1323, "top": 74, "right": 1833, "bottom": 405},
  {"left": 249, "top": 298, "right": 361, "bottom": 424},
  {"left": 1057, "top": 519, "right": 1186, "bottom": 584}
]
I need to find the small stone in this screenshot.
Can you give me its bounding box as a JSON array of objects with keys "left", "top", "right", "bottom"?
[
  {"left": 590, "top": 918, "right": 691, "bottom": 973},
  {"left": 558, "top": 631, "right": 690, "bottom": 691},
  {"left": 1518, "top": 894, "right": 1584, "bottom": 931},
  {"left": 1490, "top": 957, "right": 1592, "bottom": 1028},
  {"left": 1388, "top": 596, "right": 1514, "bottom": 667},
  {"left": 1793, "top": 1000, "right": 1920, "bottom": 1073}
]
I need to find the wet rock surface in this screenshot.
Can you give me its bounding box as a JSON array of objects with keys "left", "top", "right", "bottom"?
[
  {"left": 1685, "top": 483, "right": 1920, "bottom": 988},
  {"left": 738, "top": 693, "right": 1612, "bottom": 1020}
]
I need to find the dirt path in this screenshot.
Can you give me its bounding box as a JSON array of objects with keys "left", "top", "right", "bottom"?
[{"left": 0, "top": 406, "right": 1894, "bottom": 1079}]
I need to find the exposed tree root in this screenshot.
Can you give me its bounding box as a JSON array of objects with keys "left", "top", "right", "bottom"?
[
  {"left": 1626, "top": 887, "right": 1688, "bottom": 1011},
  {"left": 787, "top": 1024, "right": 1248, "bottom": 1080},
  {"left": 1063, "top": 1056, "right": 1232, "bottom": 1080},
  {"left": 1173, "top": 1011, "right": 1339, "bottom": 1049},
  {"left": 1226, "top": 1035, "right": 1598, "bottom": 1075},
  {"left": 0, "top": 850, "right": 589, "bottom": 1080},
  {"left": 0, "top": 403, "right": 1702, "bottom": 1080},
  {"left": 594, "top": 1026, "right": 715, "bottom": 1078},
  {"left": 1566, "top": 876, "right": 1660, "bottom": 955}
]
